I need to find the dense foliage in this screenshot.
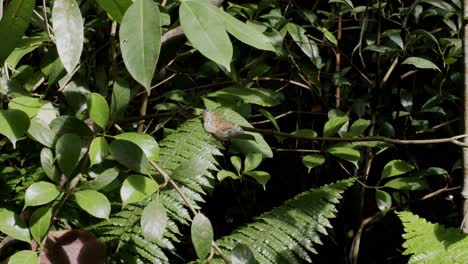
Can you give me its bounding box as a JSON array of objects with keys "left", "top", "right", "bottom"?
[{"left": 0, "top": 0, "right": 465, "bottom": 263}]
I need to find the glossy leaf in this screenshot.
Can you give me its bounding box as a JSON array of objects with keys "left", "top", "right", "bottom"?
[
  {"left": 191, "top": 213, "right": 214, "bottom": 261},
  {"left": 110, "top": 78, "right": 131, "bottom": 121},
  {"left": 89, "top": 137, "right": 109, "bottom": 166},
  {"left": 217, "top": 170, "right": 240, "bottom": 181},
  {"left": 25, "top": 181, "right": 61, "bottom": 207},
  {"left": 96, "top": 0, "right": 132, "bottom": 23},
  {"left": 27, "top": 119, "right": 57, "bottom": 148},
  {"left": 0, "top": 109, "right": 30, "bottom": 147},
  {"left": 109, "top": 139, "right": 152, "bottom": 175},
  {"left": 231, "top": 156, "right": 242, "bottom": 174},
  {"left": 381, "top": 160, "right": 415, "bottom": 179},
  {"left": 384, "top": 177, "right": 429, "bottom": 191},
  {"left": 74, "top": 190, "right": 111, "bottom": 219},
  {"left": 50, "top": 116, "right": 93, "bottom": 138},
  {"left": 291, "top": 129, "right": 318, "bottom": 138},
  {"left": 55, "top": 133, "right": 82, "bottom": 177},
  {"left": 0, "top": 208, "right": 30, "bottom": 243},
  {"left": 7, "top": 250, "right": 38, "bottom": 264},
  {"left": 29, "top": 207, "right": 52, "bottom": 243},
  {"left": 232, "top": 244, "right": 258, "bottom": 264},
  {"left": 328, "top": 147, "right": 360, "bottom": 166},
  {"left": 120, "top": 175, "right": 159, "bottom": 206},
  {"left": 180, "top": 0, "right": 232, "bottom": 70},
  {"left": 323, "top": 116, "right": 349, "bottom": 137},
  {"left": 88, "top": 93, "right": 109, "bottom": 129},
  {"left": 8, "top": 96, "right": 44, "bottom": 118},
  {"left": 287, "top": 23, "right": 320, "bottom": 65},
  {"left": 79, "top": 167, "right": 119, "bottom": 191},
  {"left": 258, "top": 109, "right": 280, "bottom": 131},
  {"left": 40, "top": 148, "right": 58, "bottom": 181},
  {"left": 402, "top": 57, "right": 440, "bottom": 71},
  {"left": 207, "top": 87, "right": 284, "bottom": 107},
  {"left": 245, "top": 171, "right": 271, "bottom": 189},
  {"left": 244, "top": 153, "right": 262, "bottom": 172},
  {"left": 6, "top": 34, "right": 48, "bottom": 68},
  {"left": 114, "top": 132, "right": 159, "bottom": 161},
  {"left": 302, "top": 154, "right": 326, "bottom": 173},
  {"left": 52, "top": 0, "right": 84, "bottom": 73},
  {"left": 0, "top": 0, "right": 35, "bottom": 64},
  {"left": 349, "top": 119, "right": 370, "bottom": 137},
  {"left": 120, "top": 0, "right": 161, "bottom": 92},
  {"left": 141, "top": 198, "right": 167, "bottom": 241},
  {"left": 375, "top": 190, "right": 392, "bottom": 212}
]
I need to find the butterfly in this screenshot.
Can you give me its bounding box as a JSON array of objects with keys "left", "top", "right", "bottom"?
[{"left": 203, "top": 110, "right": 245, "bottom": 139}]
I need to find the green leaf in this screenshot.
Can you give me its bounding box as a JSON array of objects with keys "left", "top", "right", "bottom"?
[
  {"left": 55, "top": 133, "right": 82, "bottom": 177},
  {"left": 52, "top": 0, "right": 84, "bottom": 73},
  {"left": 0, "top": 109, "right": 30, "bottom": 147},
  {"left": 317, "top": 26, "right": 337, "bottom": 46},
  {"left": 110, "top": 78, "right": 131, "bottom": 121},
  {"left": 328, "top": 147, "right": 360, "bottom": 166},
  {"left": 171, "top": 157, "right": 212, "bottom": 181},
  {"left": 74, "top": 190, "right": 111, "bottom": 219},
  {"left": 6, "top": 35, "right": 49, "bottom": 69},
  {"left": 302, "top": 154, "right": 326, "bottom": 173},
  {"left": 27, "top": 119, "right": 57, "bottom": 148},
  {"left": 96, "top": 0, "right": 132, "bottom": 23},
  {"left": 89, "top": 137, "right": 109, "bottom": 167},
  {"left": 245, "top": 171, "right": 271, "bottom": 190},
  {"left": 180, "top": 0, "right": 233, "bottom": 70},
  {"left": 207, "top": 87, "right": 284, "bottom": 107},
  {"left": 79, "top": 167, "right": 119, "bottom": 191},
  {"left": 141, "top": 198, "right": 167, "bottom": 241},
  {"left": 402, "top": 57, "right": 440, "bottom": 71},
  {"left": 244, "top": 153, "right": 262, "bottom": 172},
  {"left": 287, "top": 23, "right": 320, "bottom": 64},
  {"left": 0, "top": 0, "right": 35, "bottom": 64},
  {"left": 87, "top": 93, "right": 109, "bottom": 129},
  {"left": 114, "top": 132, "right": 159, "bottom": 161},
  {"left": 381, "top": 160, "right": 415, "bottom": 179},
  {"left": 291, "top": 129, "right": 318, "bottom": 138},
  {"left": 375, "top": 190, "right": 392, "bottom": 212},
  {"left": 232, "top": 244, "right": 258, "bottom": 264},
  {"left": 349, "top": 119, "right": 370, "bottom": 136},
  {"left": 50, "top": 116, "right": 94, "bottom": 138},
  {"left": 384, "top": 177, "right": 428, "bottom": 191},
  {"left": 40, "top": 148, "right": 58, "bottom": 181},
  {"left": 258, "top": 109, "right": 280, "bottom": 131},
  {"left": 109, "top": 139, "right": 152, "bottom": 175},
  {"left": 323, "top": 116, "right": 349, "bottom": 137},
  {"left": 7, "top": 250, "right": 38, "bottom": 264},
  {"left": 29, "top": 207, "right": 52, "bottom": 244},
  {"left": 120, "top": 0, "right": 161, "bottom": 92},
  {"left": 217, "top": 170, "right": 240, "bottom": 181},
  {"left": 191, "top": 213, "right": 214, "bottom": 261},
  {"left": 121, "top": 174, "right": 159, "bottom": 206},
  {"left": 0, "top": 208, "right": 30, "bottom": 243},
  {"left": 25, "top": 181, "right": 61, "bottom": 207},
  {"left": 231, "top": 156, "right": 242, "bottom": 174},
  {"left": 8, "top": 96, "right": 44, "bottom": 118},
  {"left": 219, "top": 10, "right": 275, "bottom": 51}
]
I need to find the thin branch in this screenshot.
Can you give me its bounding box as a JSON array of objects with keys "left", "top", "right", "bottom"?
[{"left": 137, "top": 93, "right": 149, "bottom": 132}]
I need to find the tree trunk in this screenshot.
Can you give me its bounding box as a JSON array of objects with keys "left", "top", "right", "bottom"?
[{"left": 462, "top": 0, "right": 468, "bottom": 234}]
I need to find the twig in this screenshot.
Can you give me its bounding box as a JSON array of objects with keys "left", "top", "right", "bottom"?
[
  {"left": 137, "top": 93, "right": 149, "bottom": 132},
  {"left": 42, "top": 0, "right": 52, "bottom": 38},
  {"left": 335, "top": 15, "right": 342, "bottom": 108},
  {"left": 421, "top": 186, "right": 460, "bottom": 200},
  {"left": 254, "top": 77, "right": 313, "bottom": 92}
]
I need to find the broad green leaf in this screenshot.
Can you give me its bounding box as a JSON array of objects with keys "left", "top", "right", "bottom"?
[
  {"left": 287, "top": 23, "right": 320, "bottom": 64},
  {"left": 219, "top": 10, "right": 275, "bottom": 51},
  {"left": 0, "top": 0, "right": 35, "bottom": 64},
  {"left": 109, "top": 139, "right": 152, "bottom": 175},
  {"left": 110, "top": 78, "right": 131, "bottom": 121},
  {"left": 89, "top": 137, "right": 109, "bottom": 166},
  {"left": 29, "top": 207, "right": 52, "bottom": 243},
  {"left": 402, "top": 57, "right": 440, "bottom": 71},
  {"left": 79, "top": 167, "right": 119, "bottom": 191},
  {"left": 217, "top": 170, "right": 240, "bottom": 181},
  {"left": 258, "top": 109, "right": 280, "bottom": 131},
  {"left": 232, "top": 244, "right": 258, "bottom": 264},
  {"left": 96, "top": 0, "right": 132, "bottom": 23},
  {"left": 323, "top": 116, "right": 349, "bottom": 137},
  {"left": 302, "top": 154, "right": 326, "bottom": 173},
  {"left": 7, "top": 250, "right": 38, "bottom": 264},
  {"left": 291, "top": 129, "right": 318, "bottom": 138},
  {"left": 121, "top": 174, "right": 159, "bottom": 206},
  {"left": 27, "top": 119, "right": 57, "bottom": 148},
  {"left": 40, "top": 148, "right": 58, "bottom": 181},
  {"left": 245, "top": 171, "right": 271, "bottom": 190},
  {"left": 0, "top": 109, "right": 30, "bottom": 147},
  {"left": 8, "top": 97, "right": 44, "bottom": 118},
  {"left": 349, "top": 119, "right": 370, "bottom": 136},
  {"left": 420, "top": 0, "right": 456, "bottom": 11},
  {"left": 191, "top": 213, "right": 214, "bottom": 261},
  {"left": 6, "top": 35, "right": 48, "bottom": 69},
  {"left": 231, "top": 156, "right": 242, "bottom": 174},
  {"left": 74, "top": 190, "right": 111, "bottom": 219},
  {"left": 180, "top": 0, "right": 232, "bottom": 70},
  {"left": 375, "top": 190, "right": 392, "bottom": 212},
  {"left": 317, "top": 26, "right": 337, "bottom": 46},
  {"left": 120, "top": 0, "right": 161, "bottom": 92},
  {"left": 244, "top": 153, "right": 262, "bottom": 172},
  {"left": 381, "top": 160, "right": 415, "bottom": 179},
  {"left": 384, "top": 177, "right": 429, "bottom": 191},
  {"left": 114, "top": 132, "right": 159, "bottom": 161},
  {"left": 87, "top": 93, "right": 109, "bottom": 129},
  {"left": 55, "top": 133, "right": 82, "bottom": 177},
  {"left": 50, "top": 116, "right": 93, "bottom": 138},
  {"left": 328, "top": 147, "right": 360, "bottom": 166},
  {"left": 207, "top": 87, "right": 284, "bottom": 107},
  {"left": 0, "top": 208, "right": 30, "bottom": 243},
  {"left": 25, "top": 181, "right": 61, "bottom": 207},
  {"left": 141, "top": 198, "right": 167, "bottom": 241},
  {"left": 52, "top": 0, "right": 84, "bottom": 73},
  {"left": 171, "top": 157, "right": 212, "bottom": 181}
]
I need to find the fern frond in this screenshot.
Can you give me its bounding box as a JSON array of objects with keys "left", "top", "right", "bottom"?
[
  {"left": 89, "top": 118, "right": 223, "bottom": 263},
  {"left": 213, "top": 177, "right": 356, "bottom": 263},
  {"left": 397, "top": 211, "right": 468, "bottom": 264}
]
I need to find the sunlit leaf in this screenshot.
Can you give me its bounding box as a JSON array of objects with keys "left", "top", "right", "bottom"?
[
  {"left": 245, "top": 171, "right": 271, "bottom": 189},
  {"left": 114, "top": 132, "right": 159, "bottom": 161},
  {"left": 231, "top": 156, "right": 242, "bottom": 174},
  {"left": 381, "top": 160, "right": 415, "bottom": 179},
  {"left": 29, "top": 207, "right": 52, "bottom": 244},
  {"left": 323, "top": 116, "right": 349, "bottom": 137},
  {"left": 40, "top": 148, "right": 58, "bottom": 181},
  {"left": 384, "top": 177, "right": 428, "bottom": 191},
  {"left": 141, "top": 198, "right": 167, "bottom": 241},
  {"left": 74, "top": 190, "right": 111, "bottom": 219},
  {"left": 402, "top": 57, "right": 440, "bottom": 71},
  {"left": 89, "top": 137, "right": 109, "bottom": 166},
  {"left": 88, "top": 93, "right": 109, "bottom": 129},
  {"left": 0, "top": 209, "right": 30, "bottom": 243},
  {"left": 96, "top": 0, "right": 132, "bottom": 23},
  {"left": 25, "top": 181, "right": 61, "bottom": 207},
  {"left": 244, "top": 153, "right": 262, "bottom": 172},
  {"left": 109, "top": 139, "right": 153, "bottom": 175},
  {"left": 302, "top": 154, "right": 326, "bottom": 173},
  {"left": 55, "top": 133, "right": 82, "bottom": 177},
  {"left": 217, "top": 170, "right": 240, "bottom": 181},
  {"left": 191, "top": 213, "right": 213, "bottom": 261},
  {"left": 0, "top": 109, "right": 30, "bottom": 147},
  {"left": 375, "top": 190, "right": 392, "bottom": 212},
  {"left": 328, "top": 147, "right": 360, "bottom": 166},
  {"left": 232, "top": 244, "right": 258, "bottom": 264},
  {"left": 79, "top": 167, "right": 119, "bottom": 191},
  {"left": 120, "top": 174, "right": 159, "bottom": 206},
  {"left": 7, "top": 250, "right": 38, "bottom": 264}
]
